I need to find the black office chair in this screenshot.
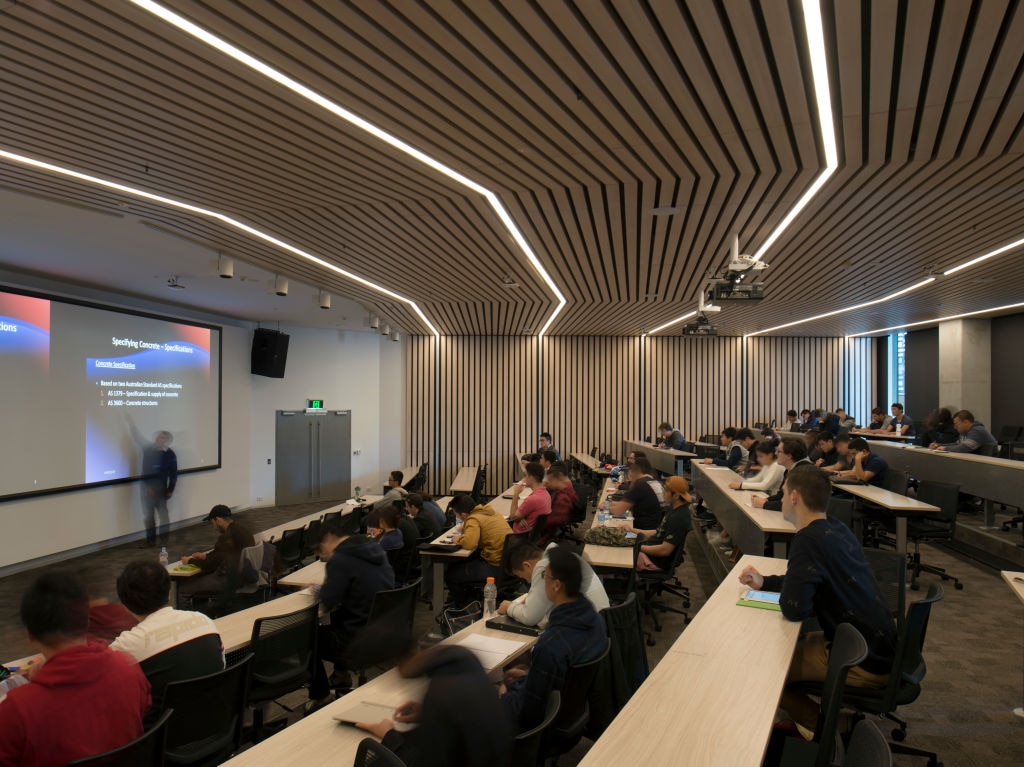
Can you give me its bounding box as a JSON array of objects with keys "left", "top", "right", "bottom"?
[
  {"left": 162, "top": 654, "right": 253, "bottom": 766},
  {"left": 234, "top": 541, "right": 277, "bottom": 609},
  {"left": 509, "top": 690, "right": 561, "bottom": 767},
  {"left": 353, "top": 737, "right": 407, "bottom": 767},
  {"left": 861, "top": 547, "right": 907, "bottom": 626},
  {"left": 247, "top": 603, "right": 319, "bottom": 742},
  {"left": 825, "top": 495, "right": 855, "bottom": 530},
  {"left": 539, "top": 639, "right": 612, "bottom": 762},
  {"left": 996, "top": 425, "right": 1022, "bottom": 458},
  {"left": 636, "top": 530, "right": 691, "bottom": 644},
  {"left": 67, "top": 708, "right": 173, "bottom": 767},
  {"left": 345, "top": 579, "right": 422, "bottom": 687},
  {"left": 301, "top": 519, "right": 324, "bottom": 562},
  {"left": 588, "top": 593, "right": 647, "bottom": 738},
  {"left": 496, "top": 531, "right": 530, "bottom": 601},
  {"left": 843, "top": 719, "right": 893, "bottom": 766},
  {"left": 471, "top": 465, "right": 487, "bottom": 502},
  {"left": 836, "top": 583, "right": 944, "bottom": 766},
  {"left": 778, "top": 623, "right": 868, "bottom": 767},
  {"left": 907, "top": 480, "right": 963, "bottom": 591},
  {"left": 275, "top": 527, "right": 305, "bottom": 574},
  {"left": 881, "top": 468, "right": 909, "bottom": 496}
]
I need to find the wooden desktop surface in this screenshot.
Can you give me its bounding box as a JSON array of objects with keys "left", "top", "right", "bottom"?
[
  {"left": 580, "top": 555, "right": 797, "bottom": 767},
  {"left": 256, "top": 496, "right": 382, "bottom": 544},
  {"left": 582, "top": 479, "right": 633, "bottom": 569},
  {"left": 213, "top": 590, "right": 319, "bottom": 654},
  {"left": 624, "top": 439, "right": 696, "bottom": 476},
  {"left": 694, "top": 464, "right": 795, "bottom": 535},
  {"left": 449, "top": 466, "right": 479, "bottom": 493},
  {"left": 833, "top": 482, "right": 938, "bottom": 554},
  {"left": 221, "top": 618, "right": 537, "bottom": 767},
  {"left": 1001, "top": 571, "right": 1024, "bottom": 719}
]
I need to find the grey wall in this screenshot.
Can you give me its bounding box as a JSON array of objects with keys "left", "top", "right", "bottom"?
[
  {"left": 905, "top": 327, "right": 940, "bottom": 418},
  {"left": 991, "top": 313, "right": 1024, "bottom": 436}
]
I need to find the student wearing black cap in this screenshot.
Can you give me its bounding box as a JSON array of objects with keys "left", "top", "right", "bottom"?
[{"left": 178, "top": 504, "right": 255, "bottom": 604}]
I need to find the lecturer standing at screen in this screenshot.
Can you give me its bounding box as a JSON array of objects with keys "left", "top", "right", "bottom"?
[{"left": 130, "top": 417, "right": 177, "bottom": 548}]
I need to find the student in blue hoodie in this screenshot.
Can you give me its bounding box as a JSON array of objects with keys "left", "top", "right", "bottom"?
[
  {"left": 308, "top": 518, "right": 395, "bottom": 706},
  {"left": 500, "top": 547, "right": 606, "bottom": 730}
]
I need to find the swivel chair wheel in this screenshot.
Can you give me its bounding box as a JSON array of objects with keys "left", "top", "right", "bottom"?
[
  {"left": 954, "top": 581, "right": 964, "bottom": 590},
  {"left": 891, "top": 727, "right": 906, "bottom": 742}
]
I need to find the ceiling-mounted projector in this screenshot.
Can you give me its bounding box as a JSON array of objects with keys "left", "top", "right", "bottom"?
[
  {"left": 683, "top": 313, "right": 718, "bottom": 336},
  {"left": 712, "top": 281, "right": 764, "bottom": 301}
]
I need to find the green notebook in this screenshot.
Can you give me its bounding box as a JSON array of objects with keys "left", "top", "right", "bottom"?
[{"left": 737, "top": 589, "right": 782, "bottom": 611}]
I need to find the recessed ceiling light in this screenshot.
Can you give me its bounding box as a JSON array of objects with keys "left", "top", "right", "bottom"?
[{"left": 650, "top": 207, "right": 679, "bottom": 216}]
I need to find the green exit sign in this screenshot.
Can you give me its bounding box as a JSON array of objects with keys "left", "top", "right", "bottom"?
[{"left": 307, "top": 399, "right": 324, "bottom": 409}]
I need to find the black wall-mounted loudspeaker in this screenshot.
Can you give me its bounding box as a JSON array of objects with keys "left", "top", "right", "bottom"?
[{"left": 251, "top": 328, "right": 289, "bottom": 378}]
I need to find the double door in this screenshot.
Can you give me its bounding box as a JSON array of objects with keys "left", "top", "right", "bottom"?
[{"left": 275, "top": 410, "right": 351, "bottom": 505}]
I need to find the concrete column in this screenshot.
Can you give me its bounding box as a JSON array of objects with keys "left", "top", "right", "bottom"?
[{"left": 938, "top": 319, "right": 991, "bottom": 425}]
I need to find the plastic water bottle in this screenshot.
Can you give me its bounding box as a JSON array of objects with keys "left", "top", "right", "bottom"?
[
  {"left": 483, "top": 577, "right": 497, "bottom": 619},
  {"left": 158, "top": 547, "right": 169, "bottom": 567}
]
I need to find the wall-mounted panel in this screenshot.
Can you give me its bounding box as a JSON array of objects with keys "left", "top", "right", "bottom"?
[
  {"left": 645, "top": 336, "right": 745, "bottom": 445},
  {"left": 541, "top": 336, "right": 641, "bottom": 464}
]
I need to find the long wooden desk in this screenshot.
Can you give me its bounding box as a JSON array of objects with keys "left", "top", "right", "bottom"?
[
  {"left": 221, "top": 618, "right": 537, "bottom": 767},
  {"left": 582, "top": 479, "right": 634, "bottom": 569},
  {"left": 449, "top": 465, "right": 479, "bottom": 494},
  {"left": 213, "top": 590, "right": 319, "bottom": 657},
  {"left": 277, "top": 560, "right": 326, "bottom": 589},
  {"left": 868, "top": 441, "right": 1024, "bottom": 528},
  {"left": 580, "top": 555, "right": 797, "bottom": 767},
  {"left": 691, "top": 463, "right": 795, "bottom": 565},
  {"left": 571, "top": 451, "right": 612, "bottom": 479},
  {"left": 256, "top": 496, "right": 382, "bottom": 544},
  {"left": 624, "top": 439, "right": 696, "bottom": 476},
  {"left": 831, "top": 482, "right": 938, "bottom": 554},
  {"left": 1001, "top": 570, "right": 1024, "bottom": 719}
]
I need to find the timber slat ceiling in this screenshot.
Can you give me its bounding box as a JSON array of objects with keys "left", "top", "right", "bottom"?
[{"left": 2, "top": 0, "right": 1023, "bottom": 336}]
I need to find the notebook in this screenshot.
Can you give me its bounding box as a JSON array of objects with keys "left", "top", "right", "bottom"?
[{"left": 737, "top": 589, "right": 782, "bottom": 611}]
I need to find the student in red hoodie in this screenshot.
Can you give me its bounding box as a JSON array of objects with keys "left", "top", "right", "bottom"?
[{"left": 0, "top": 570, "right": 151, "bottom": 766}]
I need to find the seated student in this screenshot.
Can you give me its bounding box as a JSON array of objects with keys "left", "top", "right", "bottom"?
[
  {"left": 507, "top": 461, "right": 552, "bottom": 534},
  {"left": 783, "top": 409, "right": 802, "bottom": 432},
  {"left": 655, "top": 421, "right": 686, "bottom": 450},
  {"left": 372, "top": 470, "right": 410, "bottom": 510},
  {"left": 931, "top": 409, "right": 998, "bottom": 454},
  {"left": 405, "top": 492, "right": 445, "bottom": 539},
  {"left": 497, "top": 542, "right": 610, "bottom": 627},
  {"left": 701, "top": 427, "right": 748, "bottom": 469},
  {"left": 739, "top": 466, "right": 896, "bottom": 734},
  {"left": 820, "top": 434, "right": 853, "bottom": 474},
  {"left": 625, "top": 475, "right": 693, "bottom": 572},
  {"left": 356, "top": 643, "right": 512, "bottom": 767},
  {"left": 500, "top": 548, "right": 607, "bottom": 730},
  {"left": 834, "top": 407, "right": 856, "bottom": 431},
  {"left": 610, "top": 456, "right": 665, "bottom": 530},
  {"left": 728, "top": 441, "right": 785, "bottom": 494},
  {"left": 734, "top": 428, "right": 760, "bottom": 472},
  {"left": 812, "top": 431, "right": 838, "bottom": 468},
  {"left": 751, "top": 439, "right": 811, "bottom": 510},
  {"left": 445, "top": 495, "right": 511, "bottom": 606},
  {"left": 610, "top": 449, "right": 645, "bottom": 481},
  {"left": 369, "top": 504, "right": 417, "bottom": 580},
  {"left": 918, "top": 407, "right": 957, "bottom": 446},
  {"left": 541, "top": 462, "right": 577, "bottom": 541},
  {"left": 800, "top": 409, "right": 819, "bottom": 430},
  {"left": 0, "top": 571, "right": 151, "bottom": 766},
  {"left": 81, "top": 566, "right": 137, "bottom": 644},
  {"left": 179, "top": 504, "right": 256, "bottom": 604},
  {"left": 111, "top": 560, "right": 224, "bottom": 705},
  {"left": 538, "top": 432, "right": 561, "bottom": 462},
  {"left": 887, "top": 402, "right": 915, "bottom": 436},
  {"left": 835, "top": 437, "right": 888, "bottom": 487},
  {"left": 309, "top": 517, "right": 395, "bottom": 706},
  {"left": 855, "top": 406, "right": 892, "bottom": 434}
]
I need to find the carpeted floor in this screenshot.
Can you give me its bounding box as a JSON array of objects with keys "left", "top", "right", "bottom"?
[{"left": 2, "top": 503, "right": 1022, "bottom": 766}]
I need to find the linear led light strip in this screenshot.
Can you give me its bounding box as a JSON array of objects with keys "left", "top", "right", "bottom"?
[
  {"left": 844, "top": 301, "right": 1024, "bottom": 338},
  {"left": 649, "top": 0, "right": 838, "bottom": 335},
  {"left": 130, "top": 0, "right": 566, "bottom": 337},
  {"left": 0, "top": 147, "right": 441, "bottom": 337}
]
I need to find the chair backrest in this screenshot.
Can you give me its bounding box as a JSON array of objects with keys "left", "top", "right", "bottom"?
[
  {"left": 593, "top": 592, "right": 647, "bottom": 732},
  {"left": 365, "top": 578, "right": 421, "bottom": 650},
  {"left": 509, "top": 690, "right": 561, "bottom": 767},
  {"left": 139, "top": 632, "right": 225, "bottom": 706},
  {"left": 915, "top": 480, "right": 960, "bottom": 526},
  {"left": 881, "top": 468, "right": 908, "bottom": 495},
  {"left": 977, "top": 441, "right": 998, "bottom": 457},
  {"left": 67, "top": 708, "right": 173, "bottom": 766},
  {"left": 471, "top": 465, "right": 487, "bottom": 500},
  {"left": 353, "top": 737, "right": 407, "bottom": 767},
  {"left": 842, "top": 719, "right": 893, "bottom": 767},
  {"left": 161, "top": 654, "right": 253, "bottom": 766},
  {"left": 551, "top": 638, "right": 612, "bottom": 737},
  {"left": 497, "top": 531, "right": 530, "bottom": 598},
  {"left": 873, "top": 582, "right": 944, "bottom": 712},
  {"left": 302, "top": 519, "right": 324, "bottom": 559},
  {"left": 322, "top": 510, "right": 342, "bottom": 525},
  {"left": 238, "top": 541, "right": 276, "bottom": 592},
  {"left": 826, "top": 496, "right": 855, "bottom": 530},
  {"left": 248, "top": 603, "right": 318, "bottom": 702},
  {"left": 861, "top": 547, "right": 907, "bottom": 625},
  {"left": 276, "top": 527, "right": 305, "bottom": 567},
  {"left": 811, "top": 623, "right": 869, "bottom": 762}
]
